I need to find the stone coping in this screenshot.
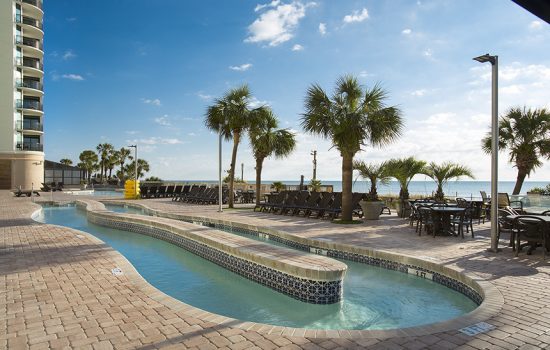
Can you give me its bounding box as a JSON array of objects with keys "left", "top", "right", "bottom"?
[{"left": 95, "top": 200, "right": 505, "bottom": 338}]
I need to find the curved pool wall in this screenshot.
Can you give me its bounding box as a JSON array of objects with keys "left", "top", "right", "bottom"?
[
  {"left": 78, "top": 200, "right": 347, "bottom": 304},
  {"left": 105, "top": 201, "right": 486, "bottom": 305}
]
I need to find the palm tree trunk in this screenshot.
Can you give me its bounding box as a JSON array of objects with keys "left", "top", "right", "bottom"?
[
  {"left": 228, "top": 131, "right": 241, "bottom": 208},
  {"left": 341, "top": 153, "right": 353, "bottom": 221},
  {"left": 513, "top": 170, "right": 528, "bottom": 195},
  {"left": 255, "top": 157, "right": 263, "bottom": 205}
]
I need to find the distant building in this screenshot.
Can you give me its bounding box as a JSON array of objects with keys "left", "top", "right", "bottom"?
[{"left": 0, "top": 0, "right": 45, "bottom": 189}]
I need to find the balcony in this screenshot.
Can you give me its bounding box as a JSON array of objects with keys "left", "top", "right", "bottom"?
[
  {"left": 17, "top": 142, "right": 43, "bottom": 152},
  {"left": 16, "top": 99, "right": 43, "bottom": 111},
  {"left": 16, "top": 57, "right": 43, "bottom": 71},
  {"left": 15, "top": 35, "right": 43, "bottom": 51},
  {"left": 16, "top": 79, "right": 43, "bottom": 91},
  {"left": 14, "top": 15, "right": 43, "bottom": 30},
  {"left": 20, "top": 0, "right": 43, "bottom": 10},
  {"left": 17, "top": 120, "right": 43, "bottom": 132}
]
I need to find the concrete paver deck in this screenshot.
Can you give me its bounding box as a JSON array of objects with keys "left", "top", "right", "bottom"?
[{"left": 2, "top": 191, "right": 550, "bottom": 349}]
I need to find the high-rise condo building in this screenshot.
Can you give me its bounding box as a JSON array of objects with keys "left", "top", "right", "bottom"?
[{"left": 0, "top": 0, "right": 45, "bottom": 189}]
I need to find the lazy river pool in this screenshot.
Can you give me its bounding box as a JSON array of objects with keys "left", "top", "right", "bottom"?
[{"left": 35, "top": 204, "right": 478, "bottom": 330}]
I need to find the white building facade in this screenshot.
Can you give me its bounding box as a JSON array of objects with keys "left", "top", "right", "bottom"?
[{"left": 0, "top": 0, "right": 45, "bottom": 189}]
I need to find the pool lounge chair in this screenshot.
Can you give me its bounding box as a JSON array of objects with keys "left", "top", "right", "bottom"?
[
  {"left": 12, "top": 188, "right": 40, "bottom": 197},
  {"left": 282, "top": 191, "right": 309, "bottom": 215},
  {"left": 295, "top": 191, "right": 321, "bottom": 216},
  {"left": 40, "top": 182, "right": 53, "bottom": 192},
  {"left": 307, "top": 192, "right": 334, "bottom": 218},
  {"left": 323, "top": 192, "right": 343, "bottom": 220}
]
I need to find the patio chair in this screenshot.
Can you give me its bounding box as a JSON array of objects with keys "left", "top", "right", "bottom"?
[
  {"left": 165, "top": 185, "right": 175, "bottom": 197},
  {"left": 260, "top": 191, "right": 286, "bottom": 212},
  {"left": 277, "top": 191, "right": 298, "bottom": 215},
  {"left": 451, "top": 207, "right": 474, "bottom": 238},
  {"left": 282, "top": 191, "right": 309, "bottom": 215},
  {"left": 308, "top": 192, "right": 334, "bottom": 218},
  {"left": 323, "top": 192, "right": 343, "bottom": 220},
  {"left": 295, "top": 191, "right": 321, "bottom": 216},
  {"left": 147, "top": 186, "right": 157, "bottom": 198},
  {"left": 55, "top": 182, "right": 64, "bottom": 191},
  {"left": 171, "top": 185, "right": 183, "bottom": 199},
  {"left": 497, "top": 193, "right": 523, "bottom": 212},
  {"left": 40, "top": 182, "right": 52, "bottom": 192},
  {"left": 352, "top": 193, "right": 367, "bottom": 218},
  {"left": 416, "top": 206, "right": 434, "bottom": 236},
  {"left": 512, "top": 215, "right": 549, "bottom": 258},
  {"left": 156, "top": 185, "right": 167, "bottom": 198},
  {"left": 12, "top": 188, "right": 40, "bottom": 197}
]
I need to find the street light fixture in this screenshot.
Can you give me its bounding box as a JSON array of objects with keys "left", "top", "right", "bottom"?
[
  {"left": 218, "top": 127, "right": 223, "bottom": 212},
  {"left": 128, "top": 145, "right": 138, "bottom": 198},
  {"left": 473, "top": 53, "right": 499, "bottom": 252}
]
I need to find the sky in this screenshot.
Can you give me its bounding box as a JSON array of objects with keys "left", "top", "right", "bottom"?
[{"left": 43, "top": 0, "right": 550, "bottom": 182}]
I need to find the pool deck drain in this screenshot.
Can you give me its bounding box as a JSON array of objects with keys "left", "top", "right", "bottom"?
[{"left": 1, "top": 191, "right": 550, "bottom": 349}]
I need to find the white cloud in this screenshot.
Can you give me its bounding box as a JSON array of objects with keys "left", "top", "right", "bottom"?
[
  {"left": 411, "top": 89, "right": 427, "bottom": 97},
  {"left": 197, "top": 92, "right": 213, "bottom": 101},
  {"left": 62, "top": 50, "right": 76, "bottom": 60},
  {"left": 249, "top": 96, "right": 270, "bottom": 108},
  {"left": 245, "top": 1, "right": 315, "bottom": 46},
  {"left": 66, "top": 17, "right": 77, "bottom": 22},
  {"left": 125, "top": 130, "right": 139, "bottom": 135},
  {"left": 229, "top": 63, "right": 253, "bottom": 71},
  {"left": 154, "top": 115, "right": 171, "bottom": 126},
  {"left": 423, "top": 49, "right": 433, "bottom": 57},
  {"left": 128, "top": 137, "right": 183, "bottom": 145},
  {"left": 291, "top": 44, "right": 304, "bottom": 51},
  {"left": 402, "top": 28, "right": 412, "bottom": 35},
  {"left": 188, "top": 132, "right": 197, "bottom": 136},
  {"left": 142, "top": 98, "right": 161, "bottom": 106},
  {"left": 529, "top": 21, "right": 542, "bottom": 30},
  {"left": 254, "top": 0, "right": 280, "bottom": 12},
  {"left": 359, "top": 70, "right": 369, "bottom": 78},
  {"left": 319, "top": 22, "right": 326, "bottom": 35},
  {"left": 343, "top": 8, "right": 369, "bottom": 24},
  {"left": 61, "top": 74, "right": 84, "bottom": 81}
]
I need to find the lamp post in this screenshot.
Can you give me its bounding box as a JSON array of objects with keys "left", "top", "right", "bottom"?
[
  {"left": 218, "top": 128, "right": 223, "bottom": 212},
  {"left": 128, "top": 145, "right": 138, "bottom": 198},
  {"left": 473, "top": 53, "right": 499, "bottom": 252},
  {"left": 311, "top": 150, "right": 317, "bottom": 181}
]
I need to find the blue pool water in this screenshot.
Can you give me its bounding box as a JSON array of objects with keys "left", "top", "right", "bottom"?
[{"left": 36, "top": 205, "right": 477, "bottom": 330}]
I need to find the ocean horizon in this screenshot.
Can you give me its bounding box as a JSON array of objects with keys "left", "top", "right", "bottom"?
[{"left": 163, "top": 180, "right": 548, "bottom": 199}]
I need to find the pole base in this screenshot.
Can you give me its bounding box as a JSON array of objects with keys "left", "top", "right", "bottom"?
[{"left": 486, "top": 247, "right": 502, "bottom": 253}]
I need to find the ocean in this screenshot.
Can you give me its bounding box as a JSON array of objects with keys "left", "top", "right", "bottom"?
[{"left": 169, "top": 180, "right": 548, "bottom": 199}]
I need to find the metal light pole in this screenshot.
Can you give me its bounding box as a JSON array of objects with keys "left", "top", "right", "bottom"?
[
  {"left": 218, "top": 129, "right": 223, "bottom": 212},
  {"left": 128, "top": 145, "right": 138, "bottom": 198},
  {"left": 311, "top": 150, "right": 317, "bottom": 181},
  {"left": 473, "top": 53, "right": 499, "bottom": 252}
]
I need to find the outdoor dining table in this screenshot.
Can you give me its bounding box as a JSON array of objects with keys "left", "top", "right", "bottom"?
[{"left": 430, "top": 207, "right": 466, "bottom": 236}]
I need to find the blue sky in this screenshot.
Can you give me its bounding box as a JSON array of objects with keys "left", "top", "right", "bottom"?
[{"left": 43, "top": 0, "right": 550, "bottom": 181}]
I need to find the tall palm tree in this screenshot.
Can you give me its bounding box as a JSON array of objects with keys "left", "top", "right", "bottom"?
[
  {"left": 302, "top": 75, "right": 403, "bottom": 221},
  {"left": 79, "top": 150, "right": 98, "bottom": 183},
  {"left": 353, "top": 161, "right": 392, "bottom": 201},
  {"left": 96, "top": 143, "right": 114, "bottom": 182},
  {"left": 117, "top": 147, "right": 132, "bottom": 182},
  {"left": 106, "top": 150, "right": 120, "bottom": 179},
  {"left": 482, "top": 107, "right": 550, "bottom": 195},
  {"left": 125, "top": 159, "right": 150, "bottom": 180},
  {"left": 204, "top": 84, "right": 266, "bottom": 208},
  {"left": 249, "top": 108, "right": 296, "bottom": 205},
  {"left": 385, "top": 157, "right": 426, "bottom": 201},
  {"left": 59, "top": 158, "right": 73, "bottom": 166},
  {"left": 424, "top": 162, "right": 474, "bottom": 201}
]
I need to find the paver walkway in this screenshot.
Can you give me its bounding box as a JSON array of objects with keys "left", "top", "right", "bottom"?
[{"left": 2, "top": 191, "right": 550, "bottom": 349}]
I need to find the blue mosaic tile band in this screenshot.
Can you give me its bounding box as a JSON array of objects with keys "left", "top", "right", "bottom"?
[
  {"left": 88, "top": 213, "right": 343, "bottom": 304},
  {"left": 179, "top": 217, "right": 483, "bottom": 305}
]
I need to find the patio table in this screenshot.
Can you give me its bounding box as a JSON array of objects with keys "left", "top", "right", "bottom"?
[
  {"left": 507, "top": 214, "right": 550, "bottom": 254},
  {"left": 431, "top": 207, "right": 466, "bottom": 236}
]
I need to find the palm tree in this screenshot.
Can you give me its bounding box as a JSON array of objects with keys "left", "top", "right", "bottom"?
[
  {"left": 125, "top": 159, "right": 150, "bottom": 180},
  {"left": 204, "top": 84, "right": 266, "bottom": 208},
  {"left": 59, "top": 158, "right": 73, "bottom": 166},
  {"left": 249, "top": 108, "right": 296, "bottom": 205},
  {"left": 96, "top": 143, "right": 114, "bottom": 182},
  {"left": 482, "top": 107, "right": 550, "bottom": 195},
  {"left": 385, "top": 157, "right": 426, "bottom": 217},
  {"left": 79, "top": 150, "right": 99, "bottom": 183},
  {"left": 301, "top": 75, "right": 403, "bottom": 221},
  {"left": 106, "top": 150, "right": 119, "bottom": 179},
  {"left": 424, "top": 162, "right": 474, "bottom": 201},
  {"left": 117, "top": 147, "right": 132, "bottom": 182},
  {"left": 353, "top": 161, "right": 391, "bottom": 201}
]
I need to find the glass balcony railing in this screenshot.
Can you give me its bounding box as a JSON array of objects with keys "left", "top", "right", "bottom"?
[
  {"left": 17, "top": 142, "right": 43, "bottom": 152},
  {"left": 15, "top": 99, "right": 43, "bottom": 111},
  {"left": 15, "top": 35, "right": 43, "bottom": 51},
  {"left": 14, "top": 15, "right": 43, "bottom": 30},
  {"left": 20, "top": 0, "right": 43, "bottom": 10},
  {"left": 17, "top": 120, "right": 43, "bottom": 132},
  {"left": 16, "top": 79, "right": 43, "bottom": 91},
  {"left": 16, "top": 57, "right": 43, "bottom": 71}
]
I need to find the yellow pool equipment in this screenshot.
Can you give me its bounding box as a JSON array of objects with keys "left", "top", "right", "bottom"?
[{"left": 124, "top": 179, "right": 140, "bottom": 199}]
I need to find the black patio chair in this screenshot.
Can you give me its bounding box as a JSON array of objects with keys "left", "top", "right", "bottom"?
[
  {"left": 283, "top": 191, "right": 310, "bottom": 215},
  {"left": 295, "top": 191, "right": 321, "bottom": 217},
  {"left": 146, "top": 186, "right": 157, "bottom": 198},
  {"left": 323, "top": 192, "right": 343, "bottom": 220},
  {"left": 307, "top": 192, "right": 334, "bottom": 218},
  {"left": 512, "top": 215, "right": 549, "bottom": 258},
  {"left": 416, "top": 206, "right": 434, "bottom": 236}
]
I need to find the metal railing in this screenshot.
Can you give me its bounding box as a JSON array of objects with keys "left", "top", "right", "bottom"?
[
  {"left": 20, "top": 0, "right": 43, "bottom": 10},
  {"left": 15, "top": 99, "right": 43, "bottom": 111},
  {"left": 17, "top": 142, "right": 43, "bottom": 152},
  {"left": 16, "top": 57, "right": 43, "bottom": 70},
  {"left": 17, "top": 120, "right": 43, "bottom": 131},
  {"left": 16, "top": 79, "right": 43, "bottom": 91},
  {"left": 15, "top": 36, "right": 43, "bottom": 50},
  {"left": 14, "top": 15, "right": 43, "bottom": 30}
]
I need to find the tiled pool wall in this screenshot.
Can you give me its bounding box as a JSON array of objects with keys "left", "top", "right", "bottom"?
[
  {"left": 86, "top": 210, "right": 343, "bottom": 304},
  {"left": 108, "top": 202, "right": 484, "bottom": 306}
]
